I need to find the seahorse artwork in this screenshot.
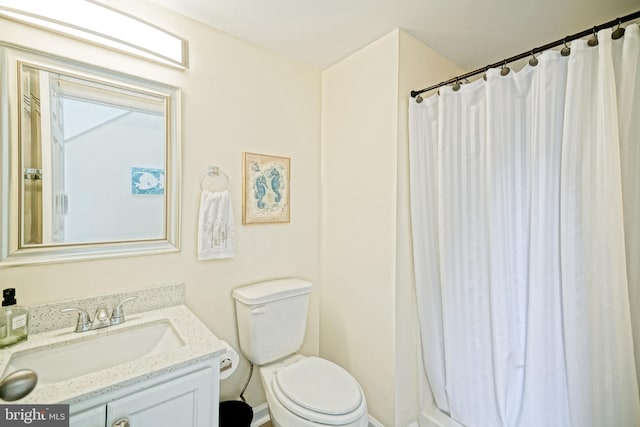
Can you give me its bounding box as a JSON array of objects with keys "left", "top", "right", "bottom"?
[
  {"left": 269, "top": 168, "right": 282, "bottom": 203},
  {"left": 254, "top": 175, "right": 267, "bottom": 209},
  {"left": 243, "top": 152, "right": 290, "bottom": 224}
]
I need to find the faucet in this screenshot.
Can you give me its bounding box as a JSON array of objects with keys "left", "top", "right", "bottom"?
[{"left": 61, "top": 296, "right": 138, "bottom": 333}]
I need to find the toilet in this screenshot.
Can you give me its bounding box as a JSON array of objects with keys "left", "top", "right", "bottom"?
[{"left": 232, "top": 278, "right": 368, "bottom": 427}]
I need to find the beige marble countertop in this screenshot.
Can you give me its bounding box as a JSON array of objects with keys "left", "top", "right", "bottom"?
[{"left": 0, "top": 304, "right": 225, "bottom": 405}]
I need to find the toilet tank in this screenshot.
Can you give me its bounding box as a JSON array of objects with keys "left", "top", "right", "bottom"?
[{"left": 232, "top": 278, "right": 312, "bottom": 365}]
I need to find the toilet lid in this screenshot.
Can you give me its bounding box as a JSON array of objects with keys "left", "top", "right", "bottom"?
[{"left": 274, "top": 357, "right": 363, "bottom": 416}]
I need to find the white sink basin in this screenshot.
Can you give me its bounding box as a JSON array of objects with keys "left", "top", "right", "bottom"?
[{"left": 3, "top": 321, "right": 184, "bottom": 385}]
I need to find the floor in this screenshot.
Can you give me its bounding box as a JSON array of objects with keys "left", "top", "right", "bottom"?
[{"left": 260, "top": 423, "right": 272, "bottom": 427}]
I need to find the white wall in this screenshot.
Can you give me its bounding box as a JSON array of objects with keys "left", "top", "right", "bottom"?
[
  {"left": 64, "top": 112, "right": 165, "bottom": 242},
  {"left": 321, "top": 31, "right": 399, "bottom": 426},
  {"left": 0, "top": 0, "right": 321, "bottom": 405},
  {"left": 321, "top": 30, "right": 462, "bottom": 426}
]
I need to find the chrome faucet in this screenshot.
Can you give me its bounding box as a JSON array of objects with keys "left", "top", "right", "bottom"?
[{"left": 61, "top": 296, "right": 138, "bottom": 333}]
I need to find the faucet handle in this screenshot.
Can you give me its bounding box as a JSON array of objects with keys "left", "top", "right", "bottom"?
[
  {"left": 60, "top": 308, "right": 91, "bottom": 333},
  {"left": 110, "top": 296, "right": 137, "bottom": 326}
]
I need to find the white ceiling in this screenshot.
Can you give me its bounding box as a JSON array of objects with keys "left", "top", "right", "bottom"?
[{"left": 147, "top": 0, "right": 639, "bottom": 71}]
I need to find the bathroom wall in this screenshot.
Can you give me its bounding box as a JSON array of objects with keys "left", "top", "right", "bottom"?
[
  {"left": 321, "top": 30, "right": 462, "bottom": 426},
  {"left": 0, "top": 0, "right": 321, "bottom": 405},
  {"left": 64, "top": 112, "right": 165, "bottom": 243},
  {"left": 321, "top": 31, "right": 399, "bottom": 426}
]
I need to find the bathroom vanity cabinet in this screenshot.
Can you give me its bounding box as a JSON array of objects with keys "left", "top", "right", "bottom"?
[
  {"left": 69, "top": 358, "right": 220, "bottom": 427},
  {"left": 0, "top": 292, "right": 226, "bottom": 427}
]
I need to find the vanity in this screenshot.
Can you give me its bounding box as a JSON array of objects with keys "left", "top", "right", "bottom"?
[
  {"left": 69, "top": 358, "right": 217, "bottom": 427},
  {"left": 0, "top": 285, "right": 225, "bottom": 427}
]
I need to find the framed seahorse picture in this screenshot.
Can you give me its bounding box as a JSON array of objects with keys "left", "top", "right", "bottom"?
[{"left": 242, "top": 152, "right": 290, "bottom": 224}]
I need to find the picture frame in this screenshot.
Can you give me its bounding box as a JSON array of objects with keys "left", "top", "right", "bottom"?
[
  {"left": 131, "top": 167, "right": 165, "bottom": 195},
  {"left": 242, "top": 152, "right": 290, "bottom": 224}
]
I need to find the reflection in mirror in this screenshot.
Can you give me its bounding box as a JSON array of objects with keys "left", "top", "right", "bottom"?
[
  {"left": 21, "top": 65, "right": 166, "bottom": 245},
  {"left": 0, "top": 44, "right": 181, "bottom": 266}
]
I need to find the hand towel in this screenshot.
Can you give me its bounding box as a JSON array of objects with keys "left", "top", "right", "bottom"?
[{"left": 198, "top": 189, "right": 235, "bottom": 260}]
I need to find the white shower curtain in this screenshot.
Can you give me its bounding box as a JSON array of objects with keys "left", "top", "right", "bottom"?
[{"left": 409, "top": 25, "right": 640, "bottom": 427}]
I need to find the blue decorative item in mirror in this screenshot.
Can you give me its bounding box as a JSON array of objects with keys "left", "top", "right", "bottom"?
[{"left": 131, "top": 167, "right": 165, "bottom": 195}]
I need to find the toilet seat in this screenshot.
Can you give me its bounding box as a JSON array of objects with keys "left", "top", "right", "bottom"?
[{"left": 272, "top": 357, "right": 366, "bottom": 425}]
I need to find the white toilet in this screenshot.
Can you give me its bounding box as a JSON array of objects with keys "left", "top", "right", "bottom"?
[{"left": 232, "top": 278, "right": 368, "bottom": 427}]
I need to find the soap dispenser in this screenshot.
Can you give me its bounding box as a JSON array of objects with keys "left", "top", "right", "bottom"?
[{"left": 0, "top": 288, "right": 29, "bottom": 348}]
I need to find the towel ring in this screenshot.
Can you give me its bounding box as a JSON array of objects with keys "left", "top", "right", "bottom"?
[{"left": 200, "top": 165, "right": 230, "bottom": 192}]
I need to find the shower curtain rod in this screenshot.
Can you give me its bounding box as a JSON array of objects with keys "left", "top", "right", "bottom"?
[{"left": 410, "top": 9, "right": 640, "bottom": 99}]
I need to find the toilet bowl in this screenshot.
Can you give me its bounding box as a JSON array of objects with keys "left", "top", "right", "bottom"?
[
  {"left": 232, "top": 279, "right": 369, "bottom": 427},
  {"left": 260, "top": 354, "right": 367, "bottom": 427}
]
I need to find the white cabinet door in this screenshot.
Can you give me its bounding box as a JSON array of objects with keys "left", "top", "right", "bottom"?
[
  {"left": 70, "top": 405, "right": 106, "bottom": 427},
  {"left": 106, "top": 367, "right": 216, "bottom": 427}
]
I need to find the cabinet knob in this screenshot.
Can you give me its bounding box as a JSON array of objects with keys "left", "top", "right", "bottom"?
[{"left": 112, "top": 418, "right": 130, "bottom": 427}]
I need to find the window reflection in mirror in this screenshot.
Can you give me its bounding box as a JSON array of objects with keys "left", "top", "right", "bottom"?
[{"left": 20, "top": 65, "right": 167, "bottom": 246}]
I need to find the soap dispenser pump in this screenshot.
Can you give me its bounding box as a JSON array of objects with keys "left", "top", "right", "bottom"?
[{"left": 0, "top": 288, "right": 29, "bottom": 348}]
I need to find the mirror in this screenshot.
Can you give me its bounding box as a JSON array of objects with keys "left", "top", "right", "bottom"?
[{"left": 0, "top": 43, "right": 181, "bottom": 266}]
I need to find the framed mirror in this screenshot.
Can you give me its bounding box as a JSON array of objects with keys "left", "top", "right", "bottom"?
[{"left": 0, "top": 43, "right": 181, "bottom": 266}]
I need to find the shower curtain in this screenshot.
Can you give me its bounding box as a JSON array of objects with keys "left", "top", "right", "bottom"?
[{"left": 409, "top": 25, "right": 640, "bottom": 427}]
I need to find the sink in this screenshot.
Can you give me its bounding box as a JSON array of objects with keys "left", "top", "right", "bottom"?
[{"left": 3, "top": 321, "right": 184, "bottom": 385}]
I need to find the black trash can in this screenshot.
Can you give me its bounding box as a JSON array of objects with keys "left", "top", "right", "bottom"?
[{"left": 219, "top": 400, "right": 254, "bottom": 427}]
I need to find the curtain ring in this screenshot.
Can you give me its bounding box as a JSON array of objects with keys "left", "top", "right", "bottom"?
[
  {"left": 452, "top": 80, "right": 461, "bottom": 91},
  {"left": 588, "top": 26, "right": 599, "bottom": 47},
  {"left": 529, "top": 50, "right": 539, "bottom": 67},
  {"left": 500, "top": 60, "right": 511, "bottom": 76},
  {"left": 612, "top": 19, "right": 625, "bottom": 40},
  {"left": 561, "top": 38, "right": 571, "bottom": 56}
]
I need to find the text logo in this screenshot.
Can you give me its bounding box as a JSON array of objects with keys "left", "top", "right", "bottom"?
[{"left": 0, "top": 405, "right": 69, "bottom": 426}]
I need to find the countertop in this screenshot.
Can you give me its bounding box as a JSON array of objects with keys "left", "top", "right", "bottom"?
[{"left": 0, "top": 304, "right": 225, "bottom": 405}]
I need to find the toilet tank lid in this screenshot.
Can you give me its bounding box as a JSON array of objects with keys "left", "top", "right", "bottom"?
[{"left": 232, "top": 278, "right": 312, "bottom": 305}]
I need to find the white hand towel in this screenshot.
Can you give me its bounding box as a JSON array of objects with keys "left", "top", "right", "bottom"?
[{"left": 198, "top": 189, "right": 235, "bottom": 260}]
